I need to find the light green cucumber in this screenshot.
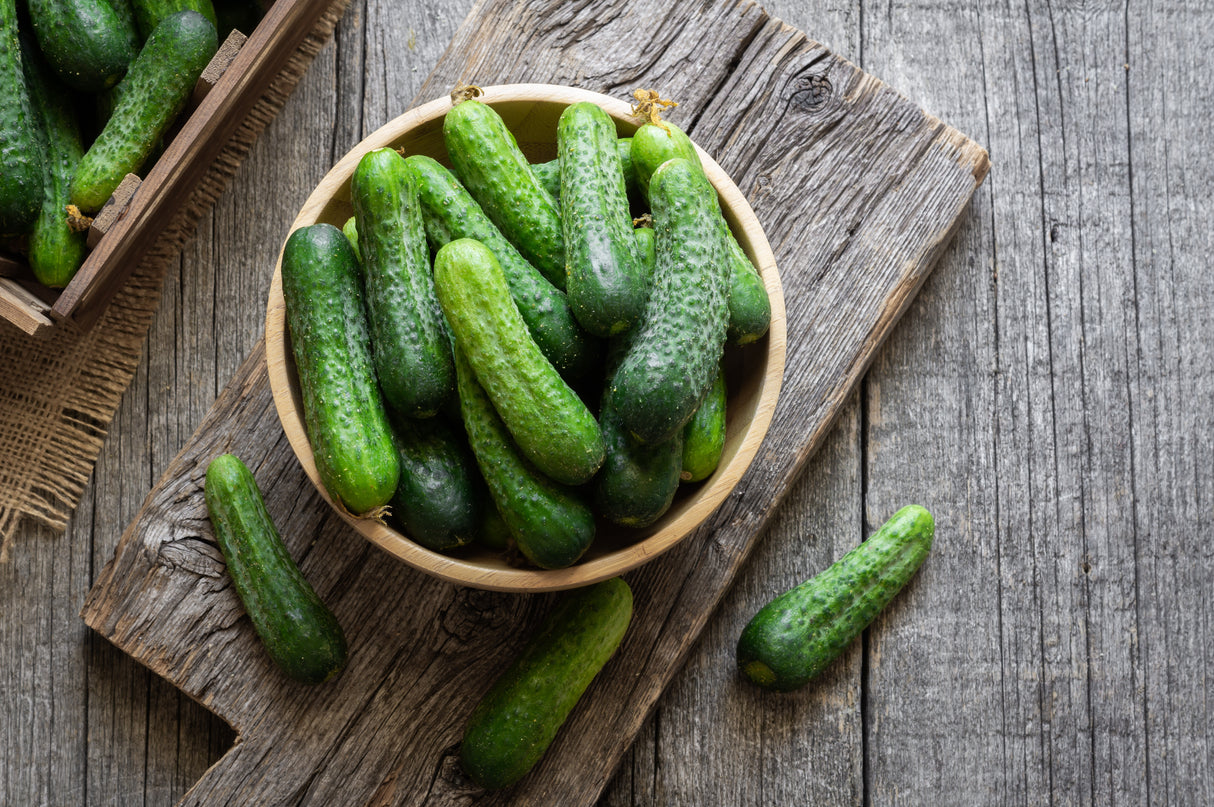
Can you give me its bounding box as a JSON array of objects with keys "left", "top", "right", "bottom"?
[{"left": 680, "top": 364, "right": 726, "bottom": 483}]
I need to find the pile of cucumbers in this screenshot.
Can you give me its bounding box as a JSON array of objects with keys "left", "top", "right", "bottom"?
[
  {"left": 0, "top": 0, "right": 258, "bottom": 288},
  {"left": 281, "top": 93, "right": 772, "bottom": 570}
]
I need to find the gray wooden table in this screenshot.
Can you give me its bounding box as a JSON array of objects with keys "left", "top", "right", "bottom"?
[{"left": 2, "top": 1, "right": 1210, "bottom": 804}]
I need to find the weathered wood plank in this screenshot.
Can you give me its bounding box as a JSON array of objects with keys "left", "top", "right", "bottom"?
[{"left": 79, "top": 1, "right": 985, "bottom": 805}]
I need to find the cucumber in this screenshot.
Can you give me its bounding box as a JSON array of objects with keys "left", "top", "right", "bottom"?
[
  {"left": 388, "top": 413, "right": 482, "bottom": 552},
  {"left": 404, "top": 154, "right": 596, "bottom": 380},
  {"left": 476, "top": 502, "right": 512, "bottom": 553},
  {"left": 633, "top": 223, "right": 655, "bottom": 288},
  {"left": 130, "top": 0, "right": 217, "bottom": 39},
  {"left": 204, "top": 453, "right": 348, "bottom": 685},
  {"left": 351, "top": 147, "right": 454, "bottom": 418},
  {"left": 559, "top": 102, "right": 647, "bottom": 337},
  {"left": 631, "top": 121, "right": 771, "bottom": 345},
  {"left": 434, "top": 238, "right": 605, "bottom": 487},
  {"left": 23, "top": 40, "right": 87, "bottom": 288},
  {"left": 453, "top": 342, "right": 595, "bottom": 570},
  {"left": 594, "top": 386, "right": 683, "bottom": 528},
  {"left": 0, "top": 2, "right": 43, "bottom": 234},
  {"left": 443, "top": 98, "right": 566, "bottom": 289},
  {"left": 610, "top": 157, "right": 730, "bottom": 445},
  {"left": 460, "top": 577, "right": 633, "bottom": 789},
  {"left": 70, "top": 9, "right": 217, "bottom": 212},
  {"left": 26, "top": 0, "right": 139, "bottom": 92},
  {"left": 280, "top": 223, "right": 400, "bottom": 516},
  {"left": 680, "top": 364, "right": 726, "bottom": 483},
  {"left": 736, "top": 505, "right": 935, "bottom": 692},
  {"left": 530, "top": 137, "right": 636, "bottom": 208}
]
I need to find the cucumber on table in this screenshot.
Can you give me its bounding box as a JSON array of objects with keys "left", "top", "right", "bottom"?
[
  {"left": 434, "top": 237, "right": 605, "bottom": 487},
  {"left": 736, "top": 504, "right": 935, "bottom": 692},
  {"left": 350, "top": 147, "right": 454, "bottom": 418},
  {"left": 70, "top": 9, "right": 217, "bottom": 212},
  {"left": 0, "top": 1, "right": 44, "bottom": 234},
  {"left": 280, "top": 223, "right": 399, "bottom": 516},
  {"left": 25, "top": 0, "right": 139, "bottom": 93},
  {"left": 405, "top": 153, "right": 596, "bottom": 380},
  {"left": 559, "top": 101, "right": 648, "bottom": 337},
  {"left": 610, "top": 157, "right": 730, "bottom": 446},
  {"left": 204, "top": 453, "right": 348, "bottom": 685},
  {"left": 23, "top": 38, "right": 87, "bottom": 288},
  {"left": 453, "top": 342, "right": 595, "bottom": 570},
  {"left": 443, "top": 98, "right": 566, "bottom": 289},
  {"left": 460, "top": 577, "right": 633, "bottom": 789}
]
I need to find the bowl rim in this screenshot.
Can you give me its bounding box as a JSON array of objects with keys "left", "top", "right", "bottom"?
[{"left": 265, "top": 83, "right": 787, "bottom": 592}]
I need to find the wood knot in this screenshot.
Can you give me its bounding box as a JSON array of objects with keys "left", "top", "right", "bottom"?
[{"left": 789, "top": 74, "right": 833, "bottom": 113}]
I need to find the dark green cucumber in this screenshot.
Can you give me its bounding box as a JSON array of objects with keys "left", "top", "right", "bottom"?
[
  {"left": 610, "top": 158, "right": 730, "bottom": 445},
  {"left": 405, "top": 154, "right": 595, "bottom": 380},
  {"left": 680, "top": 364, "right": 726, "bottom": 483},
  {"left": 434, "top": 238, "right": 604, "bottom": 487},
  {"left": 26, "top": 0, "right": 139, "bottom": 92},
  {"left": 388, "top": 413, "right": 482, "bottom": 552},
  {"left": 444, "top": 98, "right": 565, "bottom": 289},
  {"left": 530, "top": 137, "right": 636, "bottom": 208},
  {"left": 351, "top": 147, "right": 454, "bottom": 418},
  {"left": 0, "top": 1, "right": 43, "bottom": 234},
  {"left": 204, "top": 453, "right": 348, "bottom": 685},
  {"left": 631, "top": 121, "right": 771, "bottom": 345},
  {"left": 737, "top": 505, "right": 935, "bottom": 692},
  {"left": 280, "top": 223, "right": 400, "bottom": 516},
  {"left": 460, "top": 577, "right": 633, "bottom": 789},
  {"left": 476, "top": 502, "right": 512, "bottom": 553},
  {"left": 595, "top": 386, "right": 683, "bottom": 528},
  {"left": 453, "top": 343, "right": 595, "bottom": 570},
  {"left": 559, "top": 102, "right": 646, "bottom": 337},
  {"left": 130, "top": 0, "right": 216, "bottom": 39},
  {"left": 70, "top": 10, "right": 217, "bottom": 212},
  {"left": 24, "top": 40, "right": 87, "bottom": 287}
]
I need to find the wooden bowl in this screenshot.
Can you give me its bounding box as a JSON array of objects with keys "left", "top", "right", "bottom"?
[{"left": 265, "top": 83, "right": 786, "bottom": 592}]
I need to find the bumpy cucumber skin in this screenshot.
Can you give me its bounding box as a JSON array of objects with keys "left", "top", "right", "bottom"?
[
  {"left": 0, "top": 2, "right": 43, "bottom": 234},
  {"left": 595, "top": 388, "right": 683, "bottom": 528},
  {"left": 736, "top": 505, "right": 935, "bottom": 692},
  {"left": 453, "top": 343, "right": 594, "bottom": 570},
  {"left": 23, "top": 39, "right": 86, "bottom": 287},
  {"left": 559, "top": 102, "right": 647, "bottom": 337},
  {"left": 680, "top": 364, "right": 726, "bottom": 483},
  {"left": 531, "top": 137, "right": 636, "bottom": 209},
  {"left": 434, "top": 238, "right": 605, "bottom": 487},
  {"left": 460, "top": 577, "right": 633, "bottom": 789},
  {"left": 611, "top": 158, "right": 730, "bottom": 445},
  {"left": 631, "top": 121, "right": 771, "bottom": 345},
  {"left": 26, "top": 0, "right": 139, "bottom": 93},
  {"left": 204, "top": 453, "right": 348, "bottom": 685},
  {"left": 444, "top": 99, "right": 566, "bottom": 289},
  {"left": 280, "top": 223, "right": 400, "bottom": 516},
  {"left": 405, "top": 154, "right": 596, "bottom": 380},
  {"left": 351, "top": 147, "right": 454, "bottom": 418},
  {"left": 389, "top": 413, "right": 482, "bottom": 552},
  {"left": 70, "top": 10, "right": 217, "bottom": 212},
  {"left": 130, "top": 0, "right": 217, "bottom": 38}
]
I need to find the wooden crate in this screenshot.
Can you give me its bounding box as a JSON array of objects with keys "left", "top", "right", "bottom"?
[{"left": 0, "top": 0, "right": 344, "bottom": 338}]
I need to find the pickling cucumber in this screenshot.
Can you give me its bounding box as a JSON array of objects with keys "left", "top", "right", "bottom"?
[
  {"left": 530, "top": 137, "right": 636, "bottom": 209},
  {"left": 610, "top": 157, "right": 730, "bottom": 445},
  {"left": 130, "top": 0, "right": 217, "bottom": 39},
  {"left": 443, "top": 98, "right": 566, "bottom": 289},
  {"left": 388, "top": 413, "right": 482, "bottom": 552},
  {"left": 680, "top": 364, "right": 726, "bottom": 483},
  {"left": 26, "top": 0, "right": 139, "bottom": 93},
  {"left": 433, "top": 238, "right": 604, "bottom": 487},
  {"left": 559, "top": 101, "right": 647, "bottom": 337},
  {"left": 736, "top": 505, "right": 935, "bottom": 692},
  {"left": 453, "top": 342, "right": 595, "bottom": 570},
  {"left": 0, "top": 2, "right": 43, "bottom": 233},
  {"left": 460, "top": 577, "right": 633, "bottom": 789},
  {"left": 405, "top": 153, "right": 596, "bottom": 380},
  {"left": 350, "top": 147, "right": 454, "bottom": 418},
  {"left": 204, "top": 453, "right": 348, "bottom": 685},
  {"left": 280, "top": 223, "right": 399, "bottom": 516},
  {"left": 595, "top": 386, "right": 683, "bottom": 528},
  {"left": 70, "top": 9, "right": 217, "bottom": 212}
]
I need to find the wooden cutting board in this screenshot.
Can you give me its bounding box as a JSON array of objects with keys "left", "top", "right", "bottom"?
[{"left": 81, "top": 0, "right": 989, "bottom": 804}]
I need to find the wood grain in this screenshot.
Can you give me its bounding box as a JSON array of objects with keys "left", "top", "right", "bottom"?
[{"left": 79, "top": 0, "right": 986, "bottom": 804}]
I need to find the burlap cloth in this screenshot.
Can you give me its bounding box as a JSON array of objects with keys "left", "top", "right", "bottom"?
[{"left": 0, "top": 0, "right": 350, "bottom": 557}]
